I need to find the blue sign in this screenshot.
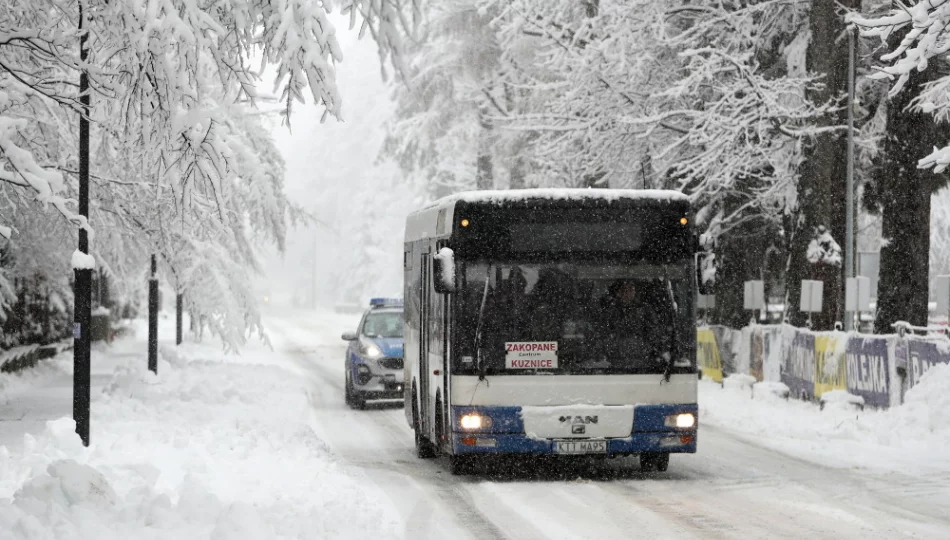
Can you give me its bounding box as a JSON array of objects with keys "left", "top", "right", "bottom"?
[
  {"left": 845, "top": 337, "right": 890, "bottom": 408},
  {"left": 782, "top": 331, "right": 815, "bottom": 400},
  {"left": 73, "top": 323, "right": 81, "bottom": 339},
  {"left": 369, "top": 297, "right": 403, "bottom": 307},
  {"left": 906, "top": 339, "right": 950, "bottom": 389}
]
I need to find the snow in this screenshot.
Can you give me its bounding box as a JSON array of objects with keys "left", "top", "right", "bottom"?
[
  {"left": 819, "top": 389, "right": 865, "bottom": 409},
  {"left": 71, "top": 250, "right": 96, "bottom": 270},
  {"left": 92, "top": 306, "right": 110, "bottom": 317},
  {"left": 0, "top": 318, "right": 395, "bottom": 539},
  {"left": 889, "top": 362, "right": 950, "bottom": 438},
  {"left": 426, "top": 188, "right": 689, "bottom": 210},
  {"left": 519, "top": 404, "right": 634, "bottom": 440},
  {"left": 434, "top": 247, "right": 455, "bottom": 290},
  {"left": 722, "top": 373, "right": 757, "bottom": 393},
  {"left": 806, "top": 227, "right": 842, "bottom": 267},
  {"left": 752, "top": 381, "right": 790, "bottom": 400},
  {"left": 700, "top": 362, "right": 950, "bottom": 473},
  {"left": 4, "top": 308, "right": 950, "bottom": 538}
]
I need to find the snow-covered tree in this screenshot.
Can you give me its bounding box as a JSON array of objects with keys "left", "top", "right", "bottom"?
[
  {"left": 850, "top": 3, "right": 950, "bottom": 331},
  {"left": 1, "top": 0, "right": 354, "bottom": 348}
]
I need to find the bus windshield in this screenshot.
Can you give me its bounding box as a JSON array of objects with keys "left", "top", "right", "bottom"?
[{"left": 454, "top": 261, "right": 693, "bottom": 376}]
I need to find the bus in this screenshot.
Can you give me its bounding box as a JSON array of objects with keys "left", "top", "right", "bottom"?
[{"left": 403, "top": 189, "right": 703, "bottom": 474}]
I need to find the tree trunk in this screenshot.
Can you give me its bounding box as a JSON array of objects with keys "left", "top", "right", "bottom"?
[
  {"left": 509, "top": 155, "right": 525, "bottom": 189},
  {"left": 176, "top": 293, "right": 183, "bottom": 345},
  {"left": 785, "top": 0, "right": 858, "bottom": 329},
  {"left": 476, "top": 108, "right": 493, "bottom": 190},
  {"left": 874, "top": 67, "right": 942, "bottom": 332},
  {"left": 712, "top": 175, "right": 776, "bottom": 328}
]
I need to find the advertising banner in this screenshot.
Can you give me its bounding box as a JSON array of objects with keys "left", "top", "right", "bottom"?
[
  {"left": 845, "top": 337, "right": 890, "bottom": 408},
  {"left": 697, "top": 329, "right": 724, "bottom": 382},
  {"left": 709, "top": 326, "right": 736, "bottom": 375},
  {"left": 906, "top": 338, "right": 950, "bottom": 389},
  {"left": 814, "top": 335, "right": 846, "bottom": 398},
  {"left": 782, "top": 330, "right": 815, "bottom": 400},
  {"left": 763, "top": 326, "right": 783, "bottom": 382},
  {"left": 750, "top": 327, "right": 764, "bottom": 381}
]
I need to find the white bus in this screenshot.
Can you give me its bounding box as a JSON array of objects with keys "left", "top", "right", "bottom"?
[{"left": 403, "top": 189, "right": 702, "bottom": 474}]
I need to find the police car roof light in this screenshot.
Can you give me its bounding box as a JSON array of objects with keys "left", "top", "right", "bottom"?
[{"left": 370, "top": 297, "right": 403, "bottom": 307}]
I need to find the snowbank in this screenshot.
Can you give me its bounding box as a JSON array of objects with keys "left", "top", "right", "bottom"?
[
  {"left": 0, "top": 322, "right": 395, "bottom": 539},
  {"left": 701, "top": 363, "right": 950, "bottom": 473},
  {"left": 722, "top": 373, "right": 756, "bottom": 393}
]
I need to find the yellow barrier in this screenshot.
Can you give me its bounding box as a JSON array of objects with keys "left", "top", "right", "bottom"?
[
  {"left": 697, "top": 329, "right": 724, "bottom": 382},
  {"left": 814, "top": 335, "right": 846, "bottom": 398}
]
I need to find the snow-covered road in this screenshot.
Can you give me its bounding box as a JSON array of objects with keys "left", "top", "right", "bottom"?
[
  {"left": 268, "top": 309, "right": 950, "bottom": 540},
  {"left": 2, "top": 308, "right": 948, "bottom": 539}
]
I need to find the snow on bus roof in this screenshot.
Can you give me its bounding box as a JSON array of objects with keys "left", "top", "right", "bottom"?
[{"left": 424, "top": 188, "right": 688, "bottom": 210}]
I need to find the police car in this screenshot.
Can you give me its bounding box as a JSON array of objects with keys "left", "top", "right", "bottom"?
[{"left": 342, "top": 298, "right": 405, "bottom": 409}]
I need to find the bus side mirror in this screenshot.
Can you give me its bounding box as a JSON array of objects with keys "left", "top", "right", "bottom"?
[{"left": 433, "top": 247, "right": 456, "bottom": 294}]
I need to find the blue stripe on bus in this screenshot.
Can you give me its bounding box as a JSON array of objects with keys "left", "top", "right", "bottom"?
[
  {"left": 451, "top": 432, "right": 697, "bottom": 455},
  {"left": 631, "top": 403, "right": 699, "bottom": 432}
]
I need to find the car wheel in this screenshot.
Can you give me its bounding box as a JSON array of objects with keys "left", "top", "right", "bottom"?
[
  {"left": 434, "top": 397, "right": 446, "bottom": 455},
  {"left": 344, "top": 365, "right": 353, "bottom": 406},
  {"left": 345, "top": 367, "right": 365, "bottom": 409}
]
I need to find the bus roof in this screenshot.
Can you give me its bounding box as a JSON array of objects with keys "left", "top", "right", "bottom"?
[
  {"left": 428, "top": 188, "right": 687, "bottom": 209},
  {"left": 405, "top": 188, "right": 689, "bottom": 243}
]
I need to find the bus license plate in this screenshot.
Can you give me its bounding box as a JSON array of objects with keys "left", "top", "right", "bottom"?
[{"left": 553, "top": 440, "right": 607, "bottom": 455}]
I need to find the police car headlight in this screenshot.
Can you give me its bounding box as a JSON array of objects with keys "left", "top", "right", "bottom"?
[
  {"left": 459, "top": 414, "right": 492, "bottom": 430},
  {"left": 665, "top": 413, "right": 696, "bottom": 429},
  {"left": 359, "top": 339, "right": 383, "bottom": 358}
]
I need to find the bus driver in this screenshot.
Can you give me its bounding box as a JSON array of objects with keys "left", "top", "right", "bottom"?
[{"left": 599, "top": 279, "right": 669, "bottom": 370}]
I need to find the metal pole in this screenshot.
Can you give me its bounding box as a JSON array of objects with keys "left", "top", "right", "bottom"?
[
  {"left": 845, "top": 26, "right": 856, "bottom": 331},
  {"left": 73, "top": 1, "right": 92, "bottom": 448},
  {"left": 176, "top": 292, "right": 183, "bottom": 345},
  {"left": 318, "top": 233, "right": 322, "bottom": 308},
  {"left": 148, "top": 254, "right": 158, "bottom": 373}
]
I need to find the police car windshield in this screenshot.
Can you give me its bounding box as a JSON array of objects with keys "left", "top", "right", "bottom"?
[
  {"left": 456, "top": 262, "right": 693, "bottom": 375},
  {"left": 362, "top": 312, "right": 403, "bottom": 339}
]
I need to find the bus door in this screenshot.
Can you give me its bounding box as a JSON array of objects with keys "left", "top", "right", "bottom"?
[
  {"left": 418, "top": 245, "right": 431, "bottom": 436},
  {"left": 437, "top": 240, "right": 452, "bottom": 444}
]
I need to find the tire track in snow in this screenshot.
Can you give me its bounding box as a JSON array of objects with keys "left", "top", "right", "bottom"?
[{"left": 268, "top": 318, "right": 516, "bottom": 540}]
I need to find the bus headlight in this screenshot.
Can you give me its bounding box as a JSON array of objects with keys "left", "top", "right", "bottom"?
[
  {"left": 459, "top": 414, "right": 492, "bottom": 430},
  {"left": 665, "top": 413, "right": 696, "bottom": 429}
]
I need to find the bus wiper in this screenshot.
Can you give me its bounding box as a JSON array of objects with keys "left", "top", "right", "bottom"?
[
  {"left": 663, "top": 272, "right": 679, "bottom": 383},
  {"left": 474, "top": 265, "right": 492, "bottom": 380}
]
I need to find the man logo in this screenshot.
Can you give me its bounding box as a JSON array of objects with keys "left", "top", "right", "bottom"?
[{"left": 572, "top": 424, "right": 586, "bottom": 434}]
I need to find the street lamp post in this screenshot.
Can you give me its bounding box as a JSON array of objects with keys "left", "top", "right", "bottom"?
[
  {"left": 73, "top": 1, "right": 92, "bottom": 447},
  {"left": 845, "top": 26, "right": 856, "bottom": 331}
]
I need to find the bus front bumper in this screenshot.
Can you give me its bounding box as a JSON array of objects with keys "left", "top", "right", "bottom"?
[{"left": 452, "top": 431, "right": 696, "bottom": 455}]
